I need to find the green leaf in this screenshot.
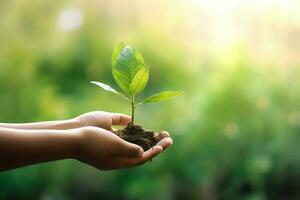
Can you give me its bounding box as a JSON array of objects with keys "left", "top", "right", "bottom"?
[
  {"left": 111, "top": 43, "right": 125, "bottom": 71},
  {"left": 143, "top": 91, "right": 184, "bottom": 103},
  {"left": 91, "top": 81, "right": 129, "bottom": 101},
  {"left": 111, "top": 43, "right": 147, "bottom": 95},
  {"left": 129, "top": 68, "right": 149, "bottom": 95},
  {"left": 112, "top": 70, "right": 131, "bottom": 94},
  {"left": 133, "top": 48, "right": 146, "bottom": 67}
]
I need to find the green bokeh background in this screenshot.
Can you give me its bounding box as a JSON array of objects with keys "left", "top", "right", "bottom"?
[{"left": 1, "top": 0, "right": 300, "bottom": 199}]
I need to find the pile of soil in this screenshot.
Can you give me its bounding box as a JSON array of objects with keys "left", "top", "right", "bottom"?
[{"left": 114, "top": 123, "right": 169, "bottom": 151}]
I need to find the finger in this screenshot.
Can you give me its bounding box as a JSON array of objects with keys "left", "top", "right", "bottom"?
[
  {"left": 112, "top": 146, "right": 163, "bottom": 168},
  {"left": 115, "top": 140, "right": 144, "bottom": 158},
  {"left": 156, "top": 136, "right": 173, "bottom": 150},
  {"left": 93, "top": 128, "right": 142, "bottom": 157},
  {"left": 109, "top": 146, "right": 163, "bottom": 169},
  {"left": 161, "top": 131, "right": 170, "bottom": 137},
  {"left": 129, "top": 146, "right": 163, "bottom": 166},
  {"left": 111, "top": 113, "right": 132, "bottom": 126}
]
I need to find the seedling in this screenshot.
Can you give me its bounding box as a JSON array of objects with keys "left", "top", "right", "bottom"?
[{"left": 91, "top": 43, "right": 184, "bottom": 150}]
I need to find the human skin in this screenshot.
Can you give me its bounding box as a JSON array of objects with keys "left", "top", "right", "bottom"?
[
  {"left": 0, "top": 111, "right": 128, "bottom": 130},
  {"left": 0, "top": 111, "right": 173, "bottom": 171}
]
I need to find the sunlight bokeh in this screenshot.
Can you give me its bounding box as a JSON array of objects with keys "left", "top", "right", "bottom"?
[{"left": 0, "top": 0, "right": 300, "bottom": 199}]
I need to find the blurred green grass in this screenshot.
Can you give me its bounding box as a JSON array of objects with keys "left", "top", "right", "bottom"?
[{"left": 0, "top": 0, "right": 300, "bottom": 199}]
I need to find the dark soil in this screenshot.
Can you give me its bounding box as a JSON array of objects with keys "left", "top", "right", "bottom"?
[{"left": 113, "top": 123, "right": 169, "bottom": 151}]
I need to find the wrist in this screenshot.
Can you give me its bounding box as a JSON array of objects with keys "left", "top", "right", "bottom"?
[
  {"left": 67, "top": 127, "right": 96, "bottom": 160},
  {"left": 70, "top": 117, "right": 83, "bottom": 128},
  {"left": 73, "top": 115, "right": 86, "bottom": 129},
  {"left": 69, "top": 126, "right": 99, "bottom": 161},
  {"left": 67, "top": 129, "right": 85, "bottom": 160},
  {"left": 39, "top": 118, "right": 82, "bottom": 130}
]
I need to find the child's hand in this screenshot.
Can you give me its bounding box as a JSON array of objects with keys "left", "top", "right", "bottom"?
[
  {"left": 76, "top": 111, "right": 131, "bottom": 131},
  {"left": 0, "top": 111, "right": 173, "bottom": 171},
  {"left": 74, "top": 126, "right": 173, "bottom": 170},
  {"left": 0, "top": 111, "right": 130, "bottom": 131}
]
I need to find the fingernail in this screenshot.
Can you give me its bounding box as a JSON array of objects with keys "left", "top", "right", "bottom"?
[
  {"left": 153, "top": 146, "right": 163, "bottom": 152},
  {"left": 162, "top": 131, "right": 170, "bottom": 137}
]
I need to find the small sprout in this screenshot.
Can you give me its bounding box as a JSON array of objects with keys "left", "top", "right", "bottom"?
[{"left": 91, "top": 43, "right": 184, "bottom": 124}]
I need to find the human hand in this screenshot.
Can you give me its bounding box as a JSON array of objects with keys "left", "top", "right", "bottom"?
[
  {"left": 76, "top": 111, "right": 131, "bottom": 131},
  {"left": 73, "top": 126, "right": 173, "bottom": 170}
]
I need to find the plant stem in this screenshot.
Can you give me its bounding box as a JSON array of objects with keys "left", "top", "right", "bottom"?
[{"left": 131, "top": 97, "right": 135, "bottom": 124}]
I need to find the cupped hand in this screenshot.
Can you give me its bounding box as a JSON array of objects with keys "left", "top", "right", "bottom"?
[
  {"left": 76, "top": 111, "right": 131, "bottom": 131},
  {"left": 74, "top": 126, "right": 173, "bottom": 170}
]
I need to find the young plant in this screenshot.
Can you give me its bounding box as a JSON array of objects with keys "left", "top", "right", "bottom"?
[{"left": 91, "top": 43, "right": 184, "bottom": 124}]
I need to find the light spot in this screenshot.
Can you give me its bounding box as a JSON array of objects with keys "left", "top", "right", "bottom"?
[
  {"left": 289, "top": 111, "right": 300, "bottom": 126},
  {"left": 58, "top": 8, "right": 84, "bottom": 32},
  {"left": 257, "top": 96, "right": 271, "bottom": 111},
  {"left": 224, "top": 122, "right": 239, "bottom": 138},
  {"left": 252, "top": 155, "right": 272, "bottom": 173}
]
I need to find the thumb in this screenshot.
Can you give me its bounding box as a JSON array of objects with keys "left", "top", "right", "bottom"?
[
  {"left": 111, "top": 113, "right": 132, "bottom": 126},
  {"left": 116, "top": 140, "right": 144, "bottom": 157}
]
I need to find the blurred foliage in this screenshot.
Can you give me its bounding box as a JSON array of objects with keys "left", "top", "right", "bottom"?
[{"left": 0, "top": 0, "right": 300, "bottom": 199}]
